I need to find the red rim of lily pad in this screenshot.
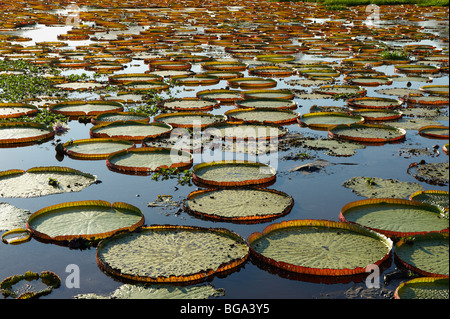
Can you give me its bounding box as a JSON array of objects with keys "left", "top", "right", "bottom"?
[
  {"left": 192, "top": 160, "right": 277, "bottom": 188},
  {"left": 418, "top": 125, "right": 449, "bottom": 139},
  {"left": 248, "top": 219, "right": 393, "bottom": 277},
  {"left": 328, "top": 123, "right": 406, "bottom": 144},
  {"left": 394, "top": 232, "right": 449, "bottom": 278},
  {"left": 106, "top": 147, "right": 193, "bottom": 175},
  {"left": 26, "top": 200, "right": 145, "bottom": 244},
  {"left": 0, "top": 122, "right": 55, "bottom": 147},
  {"left": 339, "top": 198, "right": 449, "bottom": 238},
  {"left": 0, "top": 103, "right": 39, "bottom": 119},
  {"left": 63, "top": 138, "right": 136, "bottom": 160}
]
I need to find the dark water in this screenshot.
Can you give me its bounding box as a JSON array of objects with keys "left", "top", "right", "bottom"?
[{"left": 0, "top": 14, "right": 448, "bottom": 301}]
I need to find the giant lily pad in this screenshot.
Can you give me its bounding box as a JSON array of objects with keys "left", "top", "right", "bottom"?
[
  {"left": 298, "top": 112, "right": 364, "bottom": 130},
  {"left": 0, "top": 122, "right": 54, "bottom": 147},
  {"left": 409, "top": 190, "right": 449, "bottom": 211},
  {"left": 106, "top": 147, "right": 193, "bottom": 175},
  {"left": 159, "top": 98, "right": 219, "bottom": 112},
  {"left": 75, "top": 283, "right": 225, "bottom": 299},
  {"left": 63, "top": 138, "right": 135, "bottom": 160},
  {"left": 407, "top": 161, "right": 449, "bottom": 186},
  {"left": 154, "top": 112, "right": 226, "bottom": 128},
  {"left": 96, "top": 225, "right": 249, "bottom": 283},
  {"left": 0, "top": 103, "right": 38, "bottom": 119},
  {"left": 184, "top": 188, "right": 293, "bottom": 223},
  {"left": 49, "top": 100, "right": 124, "bottom": 119},
  {"left": 248, "top": 219, "right": 393, "bottom": 277},
  {"left": 394, "top": 233, "right": 449, "bottom": 278},
  {"left": 241, "top": 89, "right": 295, "bottom": 100},
  {"left": 225, "top": 108, "right": 299, "bottom": 125},
  {"left": 342, "top": 176, "right": 424, "bottom": 199},
  {"left": 197, "top": 89, "right": 243, "bottom": 103},
  {"left": 328, "top": 124, "right": 406, "bottom": 144},
  {"left": 207, "top": 123, "right": 288, "bottom": 141},
  {"left": 0, "top": 202, "right": 32, "bottom": 232},
  {"left": 90, "top": 121, "right": 172, "bottom": 142},
  {"left": 192, "top": 160, "right": 276, "bottom": 188},
  {"left": 0, "top": 167, "right": 97, "bottom": 198},
  {"left": 347, "top": 97, "right": 403, "bottom": 109},
  {"left": 235, "top": 98, "right": 297, "bottom": 110},
  {"left": 394, "top": 277, "right": 449, "bottom": 299},
  {"left": 339, "top": 198, "right": 448, "bottom": 238},
  {"left": 418, "top": 125, "right": 449, "bottom": 139},
  {"left": 27, "top": 201, "right": 144, "bottom": 244}
]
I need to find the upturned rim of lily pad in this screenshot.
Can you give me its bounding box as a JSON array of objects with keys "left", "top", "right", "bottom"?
[
  {"left": 0, "top": 122, "right": 55, "bottom": 147},
  {"left": 248, "top": 219, "right": 393, "bottom": 277},
  {"left": 106, "top": 147, "right": 193, "bottom": 175},
  {"left": 394, "top": 277, "right": 449, "bottom": 299},
  {"left": 96, "top": 224, "right": 250, "bottom": 284},
  {"left": 63, "top": 138, "right": 136, "bottom": 160},
  {"left": 339, "top": 198, "right": 449, "bottom": 238},
  {"left": 328, "top": 123, "right": 406, "bottom": 144},
  {"left": 26, "top": 200, "right": 145, "bottom": 245}
]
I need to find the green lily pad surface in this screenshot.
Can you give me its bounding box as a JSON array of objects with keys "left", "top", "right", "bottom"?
[
  {"left": 184, "top": 188, "right": 293, "bottom": 222},
  {"left": 395, "top": 233, "right": 449, "bottom": 277},
  {"left": 248, "top": 219, "right": 392, "bottom": 276},
  {"left": 27, "top": 201, "right": 144, "bottom": 243},
  {"left": 74, "top": 283, "right": 225, "bottom": 299},
  {"left": 0, "top": 167, "right": 97, "bottom": 198},
  {"left": 342, "top": 176, "right": 424, "bottom": 199},
  {"left": 96, "top": 225, "right": 249, "bottom": 283},
  {"left": 395, "top": 277, "right": 449, "bottom": 299},
  {"left": 0, "top": 202, "right": 32, "bottom": 232},
  {"left": 340, "top": 198, "right": 448, "bottom": 238}
]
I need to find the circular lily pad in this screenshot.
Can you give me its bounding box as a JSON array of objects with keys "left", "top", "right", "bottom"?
[
  {"left": 192, "top": 160, "right": 277, "bottom": 188},
  {"left": 394, "top": 277, "right": 449, "bottom": 299},
  {"left": 347, "top": 97, "right": 403, "bottom": 109},
  {"left": 345, "top": 76, "right": 392, "bottom": 87},
  {"left": 207, "top": 123, "right": 288, "bottom": 141},
  {"left": 196, "top": 89, "right": 243, "bottom": 103},
  {"left": 235, "top": 98, "right": 297, "bottom": 110},
  {"left": 409, "top": 190, "right": 449, "bottom": 211},
  {"left": 108, "top": 73, "right": 162, "bottom": 84},
  {"left": 328, "top": 124, "right": 406, "bottom": 143},
  {"left": 159, "top": 98, "right": 219, "bottom": 112},
  {"left": 314, "top": 85, "right": 366, "bottom": 96},
  {"left": 351, "top": 109, "right": 403, "bottom": 122},
  {"left": 225, "top": 108, "right": 299, "bottom": 125},
  {"left": 49, "top": 100, "right": 124, "bottom": 119},
  {"left": 64, "top": 138, "right": 135, "bottom": 160},
  {"left": 96, "top": 225, "right": 249, "bottom": 283},
  {"left": 106, "top": 147, "right": 193, "bottom": 175},
  {"left": 90, "top": 121, "right": 172, "bottom": 142},
  {"left": 420, "top": 85, "right": 449, "bottom": 96},
  {"left": 241, "top": 89, "right": 295, "bottom": 100},
  {"left": 91, "top": 112, "right": 149, "bottom": 125},
  {"left": 248, "top": 219, "right": 393, "bottom": 276},
  {"left": 27, "top": 201, "right": 144, "bottom": 244},
  {"left": 0, "top": 167, "right": 97, "bottom": 198},
  {"left": 418, "top": 125, "right": 449, "bottom": 139},
  {"left": 342, "top": 176, "right": 424, "bottom": 199},
  {"left": 227, "top": 77, "right": 277, "bottom": 89},
  {"left": 394, "top": 233, "right": 449, "bottom": 278},
  {"left": 298, "top": 112, "right": 364, "bottom": 130},
  {"left": 0, "top": 103, "right": 38, "bottom": 119},
  {"left": 395, "top": 64, "right": 440, "bottom": 74},
  {"left": 405, "top": 95, "right": 449, "bottom": 106},
  {"left": 407, "top": 161, "right": 449, "bottom": 186},
  {"left": 340, "top": 198, "right": 448, "bottom": 238},
  {"left": 75, "top": 283, "right": 225, "bottom": 299},
  {"left": 0, "top": 122, "right": 54, "bottom": 147},
  {"left": 184, "top": 188, "right": 294, "bottom": 223},
  {"left": 154, "top": 112, "right": 226, "bottom": 128}
]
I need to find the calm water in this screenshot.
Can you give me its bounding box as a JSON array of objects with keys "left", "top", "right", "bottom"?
[{"left": 0, "top": 9, "right": 448, "bottom": 300}]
